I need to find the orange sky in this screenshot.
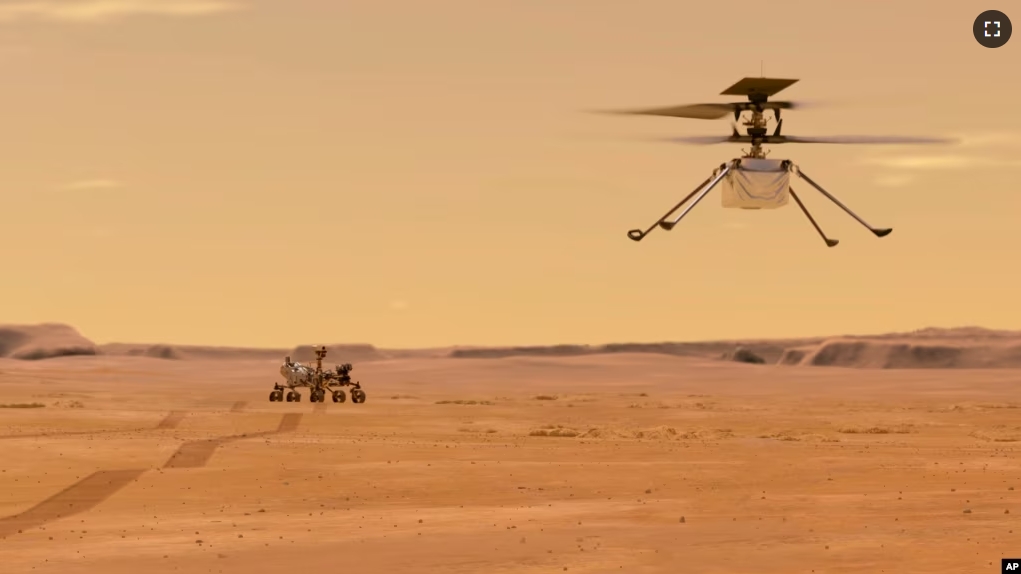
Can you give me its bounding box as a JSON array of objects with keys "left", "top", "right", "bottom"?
[{"left": 1, "top": 0, "right": 1019, "bottom": 348}]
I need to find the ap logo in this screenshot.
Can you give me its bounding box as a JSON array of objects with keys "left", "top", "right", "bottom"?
[{"left": 1003, "top": 559, "right": 1021, "bottom": 573}]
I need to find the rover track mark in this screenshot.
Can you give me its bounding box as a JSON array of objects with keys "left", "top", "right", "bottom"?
[
  {"left": 277, "top": 413, "right": 302, "bottom": 432},
  {"left": 162, "top": 413, "right": 300, "bottom": 469},
  {"left": 155, "top": 411, "right": 186, "bottom": 429},
  {"left": 0, "top": 469, "right": 145, "bottom": 538}
]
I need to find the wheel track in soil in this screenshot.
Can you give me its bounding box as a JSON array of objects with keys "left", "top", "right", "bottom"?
[
  {"left": 160, "top": 413, "right": 303, "bottom": 468},
  {"left": 155, "top": 411, "right": 186, "bottom": 429},
  {"left": 0, "top": 412, "right": 304, "bottom": 537},
  {"left": 0, "top": 469, "right": 145, "bottom": 538},
  {"left": 0, "top": 409, "right": 187, "bottom": 441}
]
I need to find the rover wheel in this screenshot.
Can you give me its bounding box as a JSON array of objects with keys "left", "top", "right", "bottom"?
[
  {"left": 286, "top": 392, "right": 295, "bottom": 402},
  {"left": 293, "top": 393, "right": 301, "bottom": 402},
  {"left": 351, "top": 389, "right": 366, "bottom": 404},
  {"left": 312, "top": 390, "right": 323, "bottom": 403},
  {"left": 332, "top": 390, "right": 346, "bottom": 403}
]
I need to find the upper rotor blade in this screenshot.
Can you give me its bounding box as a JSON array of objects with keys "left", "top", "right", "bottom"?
[
  {"left": 662, "top": 135, "right": 736, "bottom": 144},
  {"left": 780, "top": 135, "right": 955, "bottom": 144},
  {"left": 598, "top": 100, "right": 805, "bottom": 120},
  {"left": 606, "top": 104, "right": 732, "bottom": 120}
]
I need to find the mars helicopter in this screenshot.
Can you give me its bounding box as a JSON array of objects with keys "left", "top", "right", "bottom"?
[
  {"left": 268, "top": 346, "right": 367, "bottom": 404},
  {"left": 607, "top": 77, "right": 953, "bottom": 247}
]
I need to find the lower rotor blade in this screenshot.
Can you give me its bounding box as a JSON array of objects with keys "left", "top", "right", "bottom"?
[
  {"left": 662, "top": 136, "right": 735, "bottom": 145},
  {"left": 780, "top": 135, "right": 955, "bottom": 144}
]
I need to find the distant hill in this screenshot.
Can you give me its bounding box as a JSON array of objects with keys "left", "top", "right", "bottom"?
[
  {"left": 0, "top": 323, "right": 97, "bottom": 360},
  {"left": 4, "top": 323, "right": 1021, "bottom": 369},
  {"left": 450, "top": 327, "right": 1021, "bottom": 369}
]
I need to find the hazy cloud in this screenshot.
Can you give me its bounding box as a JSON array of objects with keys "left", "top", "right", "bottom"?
[
  {"left": 58, "top": 178, "right": 124, "bottom": 191},
  {"left": 956, "top": 132, "right": 1021, "bottom": 148},
  {"left": 0, "top": 0, "right": 242, "bottom": 24},
  {"left": 861, "top": 155, "right": 1021, "bottom": 170},
  {"left": 872, "top": 174, "right": 915, "bottom": 188},
  {"left": 859, "top": 131, "right": 1021, "bottom": 172}
]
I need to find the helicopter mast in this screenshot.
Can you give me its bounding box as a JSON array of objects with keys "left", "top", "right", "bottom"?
[
  {"left": 741, "top": 107, "right": 769, "bottom": 159},
  {"left": 740, "top": 86, "right": 772, "bottom": 159}
]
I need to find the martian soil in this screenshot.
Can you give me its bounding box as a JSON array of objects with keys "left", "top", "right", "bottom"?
[{"left": 1, "top": 324, "right": 1020, "bottom": 573}]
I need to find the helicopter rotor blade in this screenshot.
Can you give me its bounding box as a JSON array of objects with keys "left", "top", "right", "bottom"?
[
  {"left": 600, "top": 104, "right": 733, "bottom": 120},
  {"left": 779, "top": 135, "right": 956, "bottom": 145},
  {"left": 654, "top": 134, "right": 955, "bottom": 146},
  {"left": 661, "top": 135, "right": 738, "bottom": 145},
  {"left": 595, "top": 100, "right": 810, "bottom": 120}
]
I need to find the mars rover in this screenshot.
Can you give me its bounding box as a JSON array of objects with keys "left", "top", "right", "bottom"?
[{"left": 268, "top": 346, "right": 366, "bottom": 404}]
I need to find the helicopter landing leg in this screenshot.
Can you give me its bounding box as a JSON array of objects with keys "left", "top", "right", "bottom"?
[
  {"left": 789, "top": 187, "right": 838, "bottom": 247},
  {"left": 628, "top": 159, "right": 735, "bottom": 235},
  {"left": 657, "top": 162, "right": 733, "bottom": 231},
  {"left": 793, "top": 166, "right": 892, "bottom": 238},
  {"left": 627, "top": 173, "right": 716, "bottom": 241}
]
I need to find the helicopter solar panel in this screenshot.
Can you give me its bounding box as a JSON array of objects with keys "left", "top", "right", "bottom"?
[{"left": 720, "top": 77, "right": 799, "bottom": 97}]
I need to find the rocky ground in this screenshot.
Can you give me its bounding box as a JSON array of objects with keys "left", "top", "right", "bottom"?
[{"left": 1, "top": 352, "right": 1019, "bottom": 573}]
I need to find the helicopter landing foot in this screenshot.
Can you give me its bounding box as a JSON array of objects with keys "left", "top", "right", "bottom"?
[
  {"left": 793, "top": 166, "right": 892, "bottom": 239},
  {"left": 656, "top": 163, "right": 733, "bottom": 232},
  {"left": 789, "top": 186, "right": 838, "bottom": 248},
  {"left": 627, "top": 168, "right": 724, "bottom": 242}
]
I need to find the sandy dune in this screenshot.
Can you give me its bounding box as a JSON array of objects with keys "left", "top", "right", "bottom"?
[{"left": 1, "top": 346, "right": 1020, "bottom": 573}]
